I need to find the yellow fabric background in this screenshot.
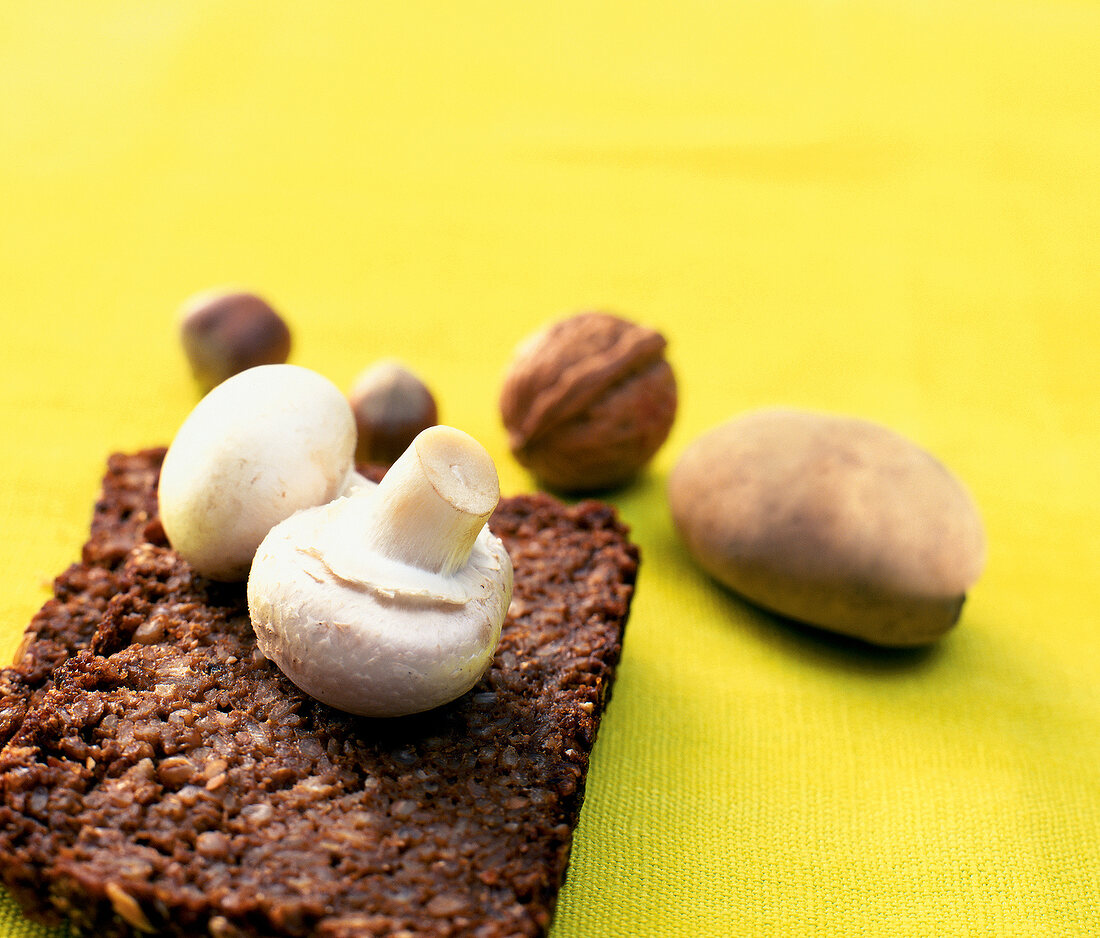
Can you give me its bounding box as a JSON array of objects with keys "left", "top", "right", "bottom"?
[{"left": 2, "top": 3, "right": 1098, "bottom": 936}]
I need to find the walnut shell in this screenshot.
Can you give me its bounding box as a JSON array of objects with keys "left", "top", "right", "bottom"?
[{"left": 500, "top": 312, "right": 677, "bottom": 492}]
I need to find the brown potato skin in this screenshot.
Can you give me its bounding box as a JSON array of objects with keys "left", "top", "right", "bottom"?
[{"left": 668, "top": 409, "right": 986, "bottom": 647}]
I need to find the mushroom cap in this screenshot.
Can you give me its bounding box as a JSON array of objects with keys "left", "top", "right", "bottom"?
[
  {"left": 247, "top": 492, "right": 513, "bottom": 717},
  {"left": 158, "top": 364, "right": 358, "bottom": 581}
]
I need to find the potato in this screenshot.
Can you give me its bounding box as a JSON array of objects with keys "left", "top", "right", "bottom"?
[{"left": 667, "top": 409, "right": 986, "bottom": 646}]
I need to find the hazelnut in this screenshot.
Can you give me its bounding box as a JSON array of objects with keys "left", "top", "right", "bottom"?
[
  {"left": 349, "top": 361, "right": 439, "bottom": 466},
  {"left": 179, "top": 290, "right": 291, "bottom": 392},
  {"left": 499, "top": 311, "right": 677, "bottom": 492}
]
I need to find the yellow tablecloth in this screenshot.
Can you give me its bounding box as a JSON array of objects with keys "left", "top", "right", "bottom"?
[{"left": 2, "top": 3, "right": 1098, "bottom": 936}]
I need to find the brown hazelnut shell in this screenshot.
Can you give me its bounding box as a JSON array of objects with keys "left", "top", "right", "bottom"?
[
  {"left": 349, "top": 362, "right": 438, "bottom": 466},
  {"left": 180, "top": 291, "right": 291, "bottom": 392}
]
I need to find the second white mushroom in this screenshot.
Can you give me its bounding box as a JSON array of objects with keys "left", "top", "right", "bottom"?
[
  {"left": 158, "top": 364, "right": 370, "bottom": 581},
  {"left": 247, "top": 425, "right": 514, "bottom": 717}
]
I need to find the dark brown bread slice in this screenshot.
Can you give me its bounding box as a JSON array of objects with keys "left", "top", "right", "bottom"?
[{"left": 0, "top": 450, "right": 638, "bottom": 938}]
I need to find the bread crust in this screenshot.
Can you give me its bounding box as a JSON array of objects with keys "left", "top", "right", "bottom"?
[{"left": 0, "top": 450, "right": 638, "bottom": 938}]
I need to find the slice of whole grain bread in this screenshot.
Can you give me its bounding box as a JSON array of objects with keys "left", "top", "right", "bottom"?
[{"left": 0, "top": 449, "right": 637, "bottom": 938}]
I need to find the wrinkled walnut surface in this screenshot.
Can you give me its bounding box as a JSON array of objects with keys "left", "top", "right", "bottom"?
[{"left": 500, "top": 312, "right": 677, "bottom": 492}]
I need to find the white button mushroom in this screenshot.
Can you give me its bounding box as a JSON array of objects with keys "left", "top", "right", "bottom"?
[
  {"left": 247, "top": 426, "right": 514, "bottom": 717},
  {"left": 158, "top": 364, "right": 370, "bottom": 581}
]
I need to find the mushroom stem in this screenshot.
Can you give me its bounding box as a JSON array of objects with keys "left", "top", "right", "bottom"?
[{"left": 367, "top": 426, "right": 500, "bottom": 577}]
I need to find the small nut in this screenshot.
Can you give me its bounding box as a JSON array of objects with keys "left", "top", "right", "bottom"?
[
  {"left": 179, "top": 289, "right": 291, "bottom": 391},
  {"left": 349, "top": 361, "right": 438, "bottom": 466},
  {"left": 499, "top": 311, "right": 677, "bottom": 492}
]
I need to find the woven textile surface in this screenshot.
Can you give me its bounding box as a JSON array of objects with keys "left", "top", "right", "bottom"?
[{"left": 1, "top": 3, "right": 1098, "bottom": 936}]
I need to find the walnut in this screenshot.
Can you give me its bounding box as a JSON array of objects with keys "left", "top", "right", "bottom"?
[{"left": 499, "top": 312, "right": 677, "bottom": 492}]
